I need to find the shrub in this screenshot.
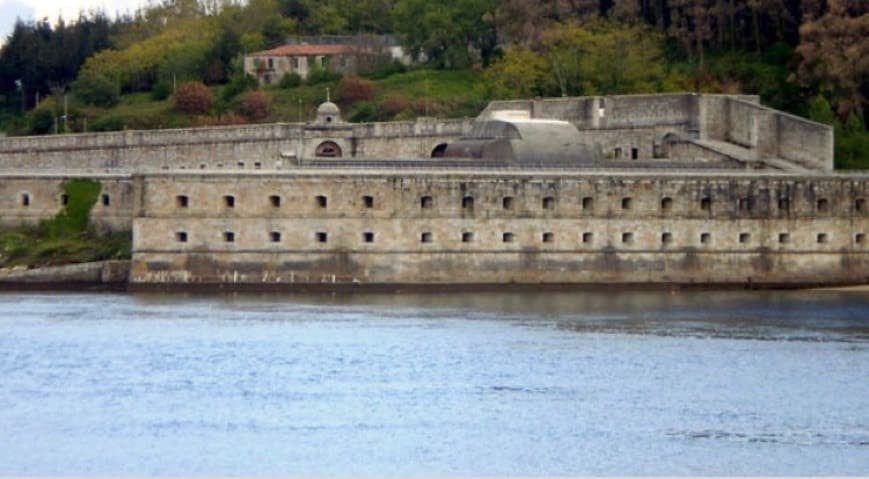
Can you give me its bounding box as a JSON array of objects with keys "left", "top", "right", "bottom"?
[
  {"left": 90, "top": 115, "right": 125, "bottom": 132},
  {"left": 73, "top": 73, "right": 120, "bottom": 108},
  {"left": 365, "top": 60, "right": 407, "bottom": 80},
  {"left": 306, "top": 65, "right": 342, "bottom": 85},
  {"left": 150, "top": 81, "right": 172, "bottom": 101},
  {"left": 27, "top": 108, "right": 55, "bottom": 135},
  {"left": 221, "top": 73, "right": 258, "bottom": 103},
  {"left": 334, "top": 76, "right": 376, "bottom": 105},
  {"left": 174, "top": 81, "right": 214, "bottom": 115},
  {"left": 348, "top": 101, "right": 379, "bottom": 123},
  {"left": 235, "top": 90, "right": 271, "bottom": 121},
  {"left": 381, "top": 93, "right": 410, "bottom": 118},
  {"left": 278, "top": 72, "right": 302, "bottom": 89}
]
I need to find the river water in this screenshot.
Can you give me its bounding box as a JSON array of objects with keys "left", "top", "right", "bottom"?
[{"left": 0, "top": 290, "right": 867, "bottom": 476}]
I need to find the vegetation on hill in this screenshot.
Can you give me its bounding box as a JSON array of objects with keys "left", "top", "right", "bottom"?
[
  {"left": 0, "top": 0, "right": 866, "bottom": 168},
  {"left": 0, "top": 180, "right": 131, "bottom": 269}
]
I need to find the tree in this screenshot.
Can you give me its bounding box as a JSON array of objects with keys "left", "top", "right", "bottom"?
[
  {"left": 235, "top": 90, "right": 271, "bottom": 120},
  {"left": 174, "top": 81, "right": 214, "bottom": 114},
  {"left": 73, "top": 73, "right": 120, "bottom": 107},
  {"left": 485, "top": 46, "right": 553, "bottom": 98}
]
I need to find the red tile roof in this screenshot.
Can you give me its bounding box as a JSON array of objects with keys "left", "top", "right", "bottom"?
[{"left": 249, "top": 44, "right": 356, "bottom": 57}]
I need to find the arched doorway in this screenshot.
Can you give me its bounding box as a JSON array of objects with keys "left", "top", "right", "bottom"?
[
  {"left": 315, "top": 141, "right": 342, "bottom": 158},
  {"left": 431, "top": 143, "right": 448, "bottom": 158}
]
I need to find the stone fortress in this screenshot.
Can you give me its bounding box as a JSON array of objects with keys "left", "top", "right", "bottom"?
[{"left": 1, "top": 93, "right": 868, "bottom": 289}]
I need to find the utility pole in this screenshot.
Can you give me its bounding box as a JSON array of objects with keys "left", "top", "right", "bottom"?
[{"left": 63, "top": 93, "right": 68, "bottom": 133}]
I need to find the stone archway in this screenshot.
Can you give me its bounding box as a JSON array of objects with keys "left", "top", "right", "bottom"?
[
  {"left": 431, "top": 143, "right": 448, "bottom": 158},
  {"left": 315, "top": 141, "right": 342, "bottom": 158}
]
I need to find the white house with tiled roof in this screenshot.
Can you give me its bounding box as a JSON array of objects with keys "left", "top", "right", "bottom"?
[{"left": 244, "top": 44, "right": 361, "bottom": 84}]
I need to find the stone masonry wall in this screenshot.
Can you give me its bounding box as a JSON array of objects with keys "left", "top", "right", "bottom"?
[{"left": 130, "top": 171, "right": 869, "bottom": 286}]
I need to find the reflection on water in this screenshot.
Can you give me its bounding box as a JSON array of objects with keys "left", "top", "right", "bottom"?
[{"left": 0, "top": 289, "right": 868, "bottom": 476}]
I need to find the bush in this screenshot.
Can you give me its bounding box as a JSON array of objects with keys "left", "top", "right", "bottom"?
[
  {"left": 27, "top": 108, "right": 55, "bottom": 135},
  {"left": 381, "top": 93, "right": 410, "bottom": 118},
  {"left": 73, "top": 73, "right": 120, "bottom": 108},
  {"left": 365, "top": 60, "right": 407, "bottom": 80},
  {"left": 174, "top": 81, "right": 214, "bottom": 115},
  {"left": 335, "top": 76, "right": 376, "bottom": 105},
  {"left": 348, "top": 101, "right": 379, "bottom": 123},
  {"left": 235, "top": 90, "right": 271, "bottom": 121},
  {"left": 221, "top": 73, "right": 258, "bottom": 103},
  {"left": 306, "top": 65, "right": 342, "bottom": 85},
  {"left": 278, "top": 72, "right": 302, "bottom": 89},
  {"left": 90, "top": 115, "right": 125, "bottom": 132},
  {"left": 150, "top": 81, "right": 172, "bottom": 101}
]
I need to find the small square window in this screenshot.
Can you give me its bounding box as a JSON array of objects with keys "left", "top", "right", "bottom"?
[
  {"left": 701, "top": 197, "right": 711, "bottom": 211},
  {"left": 363, "top": 195, "right": 374, "bottom": 208},
  {"left": 462, "top": 232, "right": 474, "bottom": 243},
  {"left": 363, "top": 232, "right": 375, "bottom": 243},
  {"left": 542, "top": 196, "right": 555, "bottom": 210},
  {"left": 224, "top": 195, "right": 235, "bottom": 208},
  {"left": 269, "top": 195, "right": 281, "bottom": 207},
  {"left": 176, "top": 232, "right": 188, "bottom": 242},
  {"left": 621, "top": 197, "right": 632, "bottom": 210},
  {"left": 614, "top": 147, "right": 622, "bottom": 159},
  {"left": 237, "top": 161, "right": 245, "bottom": 168},
  {"left": 21, "top": 193, "right": 30, "bottom": 206},
  {"left": 582, "top": 232, "right": 593, "bottom": 244},
  {"left": 462, "top": 196, "right": 474, "bottom": 209},
  {"left": 817, "top": 233, "right": 829, "bottom": 244},
  {"left": 102, "top": 194, "right": 110, "bottom": 206},
  {"left": 502, "top": 232, "right": 515, "bottom": 243},
  {"left": 502, "top": 196, "right": 514, "bottom": 210},
  {"left": 224, "top": 231, "right": 235, "bottom": 242},
  {"left": 778, "top": 198, "right": 790, "bottom": 211},
  {"left": 421, "top": 196, "right": 433, "bottom": 209},
  {"left": 542, "top": 232, "right": 554, "bottom": 243},
  {"left": 631, "top": 147, "right": 638, "bottom": 160},
  {"left": 700, "top": 232, "right": 711, "bottom": 245},
  {"left": 421, "top": 232, "right": 433, "bottom": 243},
  {"left": 857, "top": 233, "right": 866, "bottom": 245},
  {"left": 661, "top": 232, "right": 673, "bottom": 245},
  {"left": 270, "top": 231, "right": 281, "bottom": 242},
  {"left": 856, "top": 198, "right": 865, "bottom": 213},
  {"left": 739, "top": 233, "right": 751, "bottom": 244},
  {"left": 661, "top": 197, "right": 673, "bottom": 211},
  {"left": 738, "top": 197, "right": 752, "bottom": 212},
  {"left": 316, "top": 232, "right": 328, "bottom": 243},
  {"left": 254, "top": 161, "right": 262, "bottom": 169},
  {"left": 176, "top": 195, "right": 189, "bottom": 208},
  {"left": 622, "top": 232, "right": 634, "bottom": 244},
  {"left": 582, "top": 197, "right": 594, "bottom": 210},
  {"left": 316, "top": 195, "right": 328, "bottom": 208},
  {"left": 817, "top": 198, "right": 829, "bottom": 212},
  {"left": 779, "top": 233, "right": 790, "bottom": 244}
]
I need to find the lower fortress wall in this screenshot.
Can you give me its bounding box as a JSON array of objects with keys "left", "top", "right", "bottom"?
[{"left": 128, "top": 171, "right": 869, "bottom": 287}]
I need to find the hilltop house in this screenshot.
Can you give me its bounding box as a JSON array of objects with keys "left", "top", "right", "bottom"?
[{"left": 244, "top": 35, "right": 411, "bottom": 85}]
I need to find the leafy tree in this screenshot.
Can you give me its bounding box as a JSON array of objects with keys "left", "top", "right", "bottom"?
[
  {"left": 174, "top": 81, "right": 214, "bottom": 115},
  {"left": 278, "top": 72, "right": 302, "bottom": 88},
  {"left": 235, "top": 90, "right": 272, "bottom": 120},
  {"left": 73, "top": 73, "right": 121, "bottom": 107},
  {"left": 335, "top": 76, "right": 376, "bottom": 104},
  {"left": 485, "top": 46, "right": 552, "bottom": 99}
]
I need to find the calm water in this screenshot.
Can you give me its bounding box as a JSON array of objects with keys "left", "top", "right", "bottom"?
[{"left": 0, "top": 290, "right": 868, "bottom": 476}]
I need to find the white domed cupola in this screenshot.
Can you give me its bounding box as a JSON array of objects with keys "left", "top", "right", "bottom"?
[{"left": 315, "top": 101, "right": 342, "bottom": 125}]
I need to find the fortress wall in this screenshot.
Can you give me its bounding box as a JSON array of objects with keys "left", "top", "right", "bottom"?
[
  {"left": 130, "top": 172, "right": 869, "bottom": 286},
  {"left": 0, "top": 175, "right": 134, "bottom": 231},
  {"left": 778, "top": 113, "right": 834, "bottom": 171}
]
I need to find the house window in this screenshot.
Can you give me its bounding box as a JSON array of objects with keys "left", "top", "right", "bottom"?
[
  {"left": 224, "top": 231, "right": 235, "bottom": 243},
  {"left": 817, "top": 198, "right": 829, "bottom": 212},
  {"left": 700, "top": 197, "right": 711, "bottom": 211},
  {"left": 267, "top": 58, "right": 274, "bottom": 69},
  {"left": 661, "top": 197, "right": 673, "bottom": 212},
  {"left": 582, "top": 197, "right": 594, "bottom": 210},
  {"left": 582, "top": 232, "right": 593, "bottom": 244},
  {"left": 421, "top": 196, "right": 433, "bottom": 209},
  {"left": 462, "top": 232, "right": 474, "bottom": 243},
  {"left": 502, "top": 232, "right": 515, "bottom": 243},
  {"left": 700, "top": 232, "right": 711, "bottom": 245},
  {"left": 176, "top": 195, "right": 189, "bottom": 208},
  {"left": 224, "top": 195, "right": 235, "bottom": 208},
  {"left": 270, "top": 232, "right": 281, "bottom": 242},
  {"left": 421, "top": 232, "right": 433, "bottom": 243},
  {"left": 542, "top": 232, "right": 555, "bottom": 243},
  {"left": 661, "top": 232, "right": 673, "bottom": 245},
  {"left": 363, "top": 195, "right": 374, "bottom": 208},
  {"left": 817, "top": 233, "right": 829, "bottom": 244},
  {"left": 503, "top": 196, "right": 514, "bottom": 210},
  {"left": 270, "top": 195, "right": 281, "bottom": 207},
  {"left": 779, "top": 233, "right": 790, "bottom": 244},
  {"left": 316, "top": 232, "right": 328, "bottom": 243},
  {"left": 621, "top": 197, "right": 633, "bottom": 210},
  {"left": 542, "top": 196, "right": 555, "bottom": 210},
  {"left": 739, "top": 233, "right": 751, "bottom": 244},
  {"left": 176, "top": 232, "right": 188, "bottom": 243},
  {"left": 102, "top": 194, "right": 110, "bottom": 206},
  {"left": 363, "top": 232, "right": 375, "bottom": 243},
  {"left": 462, "top": 196, "right": 474, "bottom": 209},
  {"left": 316, "top": 195, "right": 327, "bottom": 208},
  {"left": 622, "top": 232, "right": 634, "bottom": 244}
]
